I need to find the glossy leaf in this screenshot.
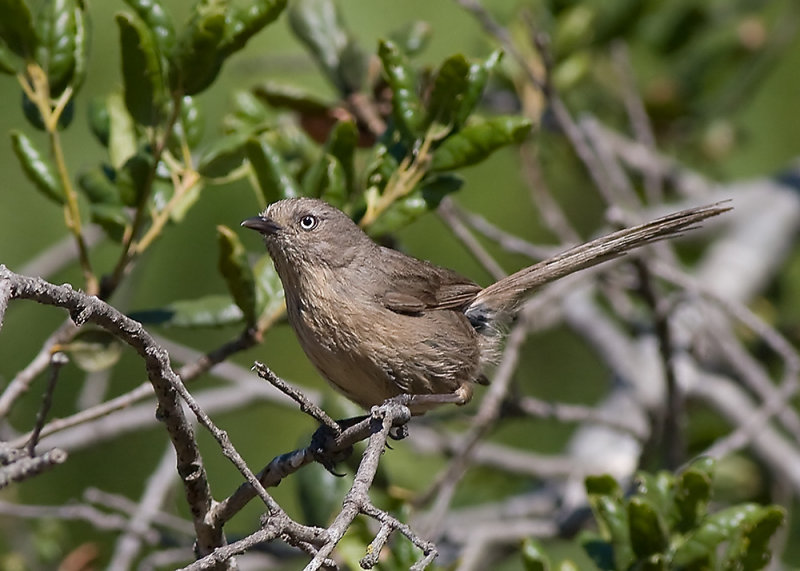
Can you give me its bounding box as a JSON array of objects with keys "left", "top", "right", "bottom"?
[
  {"left": 635, "top": 471, "right": 673, "bottom": 523},
  {"left": 217, "top": 225, "right": 257, "bottom": 325},
  {"left": 726, "top": 506, "right": 785, "bottom": 570},
  {"left": 35, "top": 0, "right": 78, "bottom": 96},
  {"left": 288, "top": 0, "right": 366, "bottom": 93},
  {"left": 585, "top": 474, "right": 623, "bottom": 497},
  {"left": 221, "top": 0, "right": 286, "bottom": 56},
  {"left": 296, "top": 463, "right": 347, "bottom": 527},
  {"left": 673, "top": 504, "right": 761, "bottom": 566},
  {"left": 90, "top": 203, "right": 129, "bottom": 242},
  {"left": 589, "top": 495, "right": 634, "bottom": 570},
  {"left": 130, "top": 295, "right": 244, "bottom": 328},
  {"left": 107, "top": 92, "right": 138, "bottom": 169},
  {"left": 581, "top": 533, "right": 616, "bottom": 571},
  {"left": 366, "top": 174, "right": 462, "bottom": 237},
  {"left": 378, "top": 39, "right": 423, "bottom": 140},
  {"left": 364, "top": 143, "right": 398, "bottom": 195},
  {"left": 303, "top": 154, "right": 347, "bottom": 207},
  {"left": 169, "top": 95, "right": 204, "bottom": 152},
  {"left": 197, "top": 131, "right": 250, "bottom": 178},
  {"left": 78, "top": 165, "right": 120, "bottom": 205},
  {"left": 246, "top": 138, "right": 302, "bottom": 204},
  {"left": 674, "top": 460, "right": 714, "bottom": 532},
  {"left": 172, "top": 4, "right": 225, "bottom": 95},
  {"left": 325, "top": 119, "right": 357, "bottom": 189},
  {"left": 431, "top": 116, "right": 531, "bottom": 172},
  {"left": 69, "top": 2, "right": 89, "bottom": 92},
  {"left": 0, "top": 0, "right": 37, "bottom": 57},
  {"left": 10, "top": 129, "right": 64, "bottom": 204},
  {"left": 453, "top": 50, "right": 502, "bottom": 128},
  {"left": 116, "top": 11, "right": 165, "bottom": 125},
  {"left": 21, "top": 90, "right": 75, "bottom": 131},
  {"left": 87, "top": 97, "right": 111, "bottom": 147},
  {"left": 389, "top": 21, "right": 432, "bottom": 56},
  {"left": 0, "top": 43, "right": 17, "bottom": 74},
  {"left": 628, "top": 498, "right": 668, "bottom": 559},
  {"left": 116, "top": 152, "right": 153, "bottom": 207},
  {"left": 521, "top": 538, "right": 550, "bottom": 571},
  {"left": 123, "top": 0, "right": 176, "bottom": 57},
  {"left": 253, "top": 254, "right": 285, "bottom": 321},
  {"left": 60, "top": 329, "right": 124, "bottom": 372},
  {"left": 426, "top": 53, "right": 471, "bottom": 132},
  {"left": 252, "top": 81, "right": 330, "bottom": 115}
]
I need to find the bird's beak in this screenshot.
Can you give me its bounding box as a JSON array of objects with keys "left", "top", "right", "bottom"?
[{"left": 241, "top": 215, "right": 282, "bottom": 235}]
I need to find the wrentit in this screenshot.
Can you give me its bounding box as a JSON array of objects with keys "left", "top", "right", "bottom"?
[{"left": 242, "top": 198, "right": 728, "bottom": 415}]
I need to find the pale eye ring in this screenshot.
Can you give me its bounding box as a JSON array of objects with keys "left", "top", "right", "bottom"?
[{"left": 299, "top": 214, "right": 318, "bottom": 231}]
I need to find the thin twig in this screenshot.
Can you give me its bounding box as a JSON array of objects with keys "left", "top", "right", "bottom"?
[
  {"left": 27, "top": 352, "right": 68, "bottom": 456},
  {"left": 253, "top": 361, "right": 340, "bottom": 434}
]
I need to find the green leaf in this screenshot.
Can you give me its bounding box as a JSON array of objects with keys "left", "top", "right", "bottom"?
[
  {"left": 585, "top": 474, "right": 623, "bottom": 497},
  {"left": 325, "top": 119, "right": 357, "bottom": 189},
  {"left": 60, "top": 329, "right": 124, "bottom": 372},
  {"left": 87, "top": 97, "right": 111, "bottom": 147},
  {"left": 10, "top": 129, "right": 64, "bottom": 204},
  {"left": 627, "top": 497, "right": 668, "bottom": 559},
  {"left": 222, "top": 0, "right": 286, "bottom": 56},
  {"left": 363, "top": 143, "right": 398, "bottom": 195},
  {"left": 78, "top": 165, "right": 120, "bottom": 205},
  {"left": 217, "top": 225, "right": 257, "bottom": 325},
  {"left": 674, "top": 461, "right": 714, "bottom": 532},
  {"left": 116, "top": 11, "right": 165, "bottom": 125},
  {"left": 69, "top": 2, "right": 89, "bottom": 93},
  {"left": 253, "top": 254, "right": 285, "bottom": 321},
  {"left": 90, "top": 203, "right": 129, "bottom": 242},
  {"left": 296, "top": 462, "right": 347, "bottom": 527},
  {"left": 35, "top": 0, "right": 78, "bottom": 96},
  {"left": 0, "top": 43, "right": 17, "bottom": 74},
  {"left": 378, "top": 39, "right": 423, "bottom": 140},
  {"left": 302, "top": 154, "right": 347, "bottom": 206},
  {"left": 288, "top": 0, "right": 366, "bottom": 94},
  {"left": 430, "top": 116, "right": 532, "bottom": 172},
  {"left": 21, "top": 90, "right": 74, "bottom": 131},
  {"left": 581, "top": 532, "right": 616, "bottom": 571},
  {"left": 366, "top": 173, "right": 462, "bottom": 237},
  {"left": 197, "top": 131, "right": 250, "bottom": 178},
  {"left": 246, "top": 138, "right": 302, "bottom": 203},
  {"left": 172, "top": 3, "right": 225, "bottom": 95},
  {"left": 252, "top": 81, "right": 331, "bottom": 115},
  {"left": 727, "top": 506, "right": 785, "bottom": 570},
  {"left": 635, "top": 471, "right": 673, "bottom": 523},
  {"left": 673, "top": 504, "right": 760, "bottom": 567},
  {"left": 426, "top": 53, "right": 471, "bottom": 133},
  {"left": 169, "top": 95, "right": 205, "bottom": 152},
  {"left": 0, "top": 0, "right": 37, "bottom": 58},
  {"left": 588, "top": 494, "right": 634, "bottom": 570},
  {"left": 123, "top": 0, "right": 176, "bottom": 57},
  {"left": 130, "top": 295, "right": 244, "bottom": 328},
  {"left": 107, "top": 92, "right": 138, "bottom": 169},
  {"left": 521, "top": 538, "right": 550, "bottom": 571},
  {"left": 454, "top": 50, "right": 502, "bottom": 128},
  {"left": 389, "top": 21, "right": 431, "bottom": 57},
  {"left": 116, "top": 152, "right": 153, "bottom": 207}
]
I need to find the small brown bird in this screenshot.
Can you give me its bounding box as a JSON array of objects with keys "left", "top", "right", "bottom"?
[{"left": 242, "top": 198, "right": 728, "bottom": 414}]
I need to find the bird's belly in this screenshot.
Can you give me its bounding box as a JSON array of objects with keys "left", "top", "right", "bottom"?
[{"left": 288, "top": 295, "right": 482, "bottom": 409}]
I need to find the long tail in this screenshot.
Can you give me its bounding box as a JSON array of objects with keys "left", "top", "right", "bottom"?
[{"left": 466, "top": 202, "right": 731, "bottom": 323}]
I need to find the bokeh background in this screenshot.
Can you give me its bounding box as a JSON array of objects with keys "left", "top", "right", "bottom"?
[{"left": 1, "top": 0, "right": 800, "bottom": 568}]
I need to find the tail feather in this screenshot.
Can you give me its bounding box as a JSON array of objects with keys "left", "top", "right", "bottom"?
[{"left": 467, "top": 201, "right": 731, "bottom": 321}]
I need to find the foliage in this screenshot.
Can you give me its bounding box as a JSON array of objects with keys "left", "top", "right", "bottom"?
[{"left": 0, "top": 0, "right": 797, "bottom": 568}]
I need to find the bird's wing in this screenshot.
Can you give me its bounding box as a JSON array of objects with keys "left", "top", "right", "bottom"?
[{"left": 378, "top": 249, "right": 482, "bottom": 315}]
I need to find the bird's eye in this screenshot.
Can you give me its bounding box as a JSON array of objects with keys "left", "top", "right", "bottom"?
[{"left": 299, "top": 214, "right": 318, "bottom": 231}]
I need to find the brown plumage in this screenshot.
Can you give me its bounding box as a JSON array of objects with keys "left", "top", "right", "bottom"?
[{"left": 242, "top": 198, "right": 729, "bottom": 414}]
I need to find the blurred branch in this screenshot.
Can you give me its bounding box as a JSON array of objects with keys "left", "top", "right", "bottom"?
[{"left": 109, "top": 445, "right": 179, "bottom": 570}]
